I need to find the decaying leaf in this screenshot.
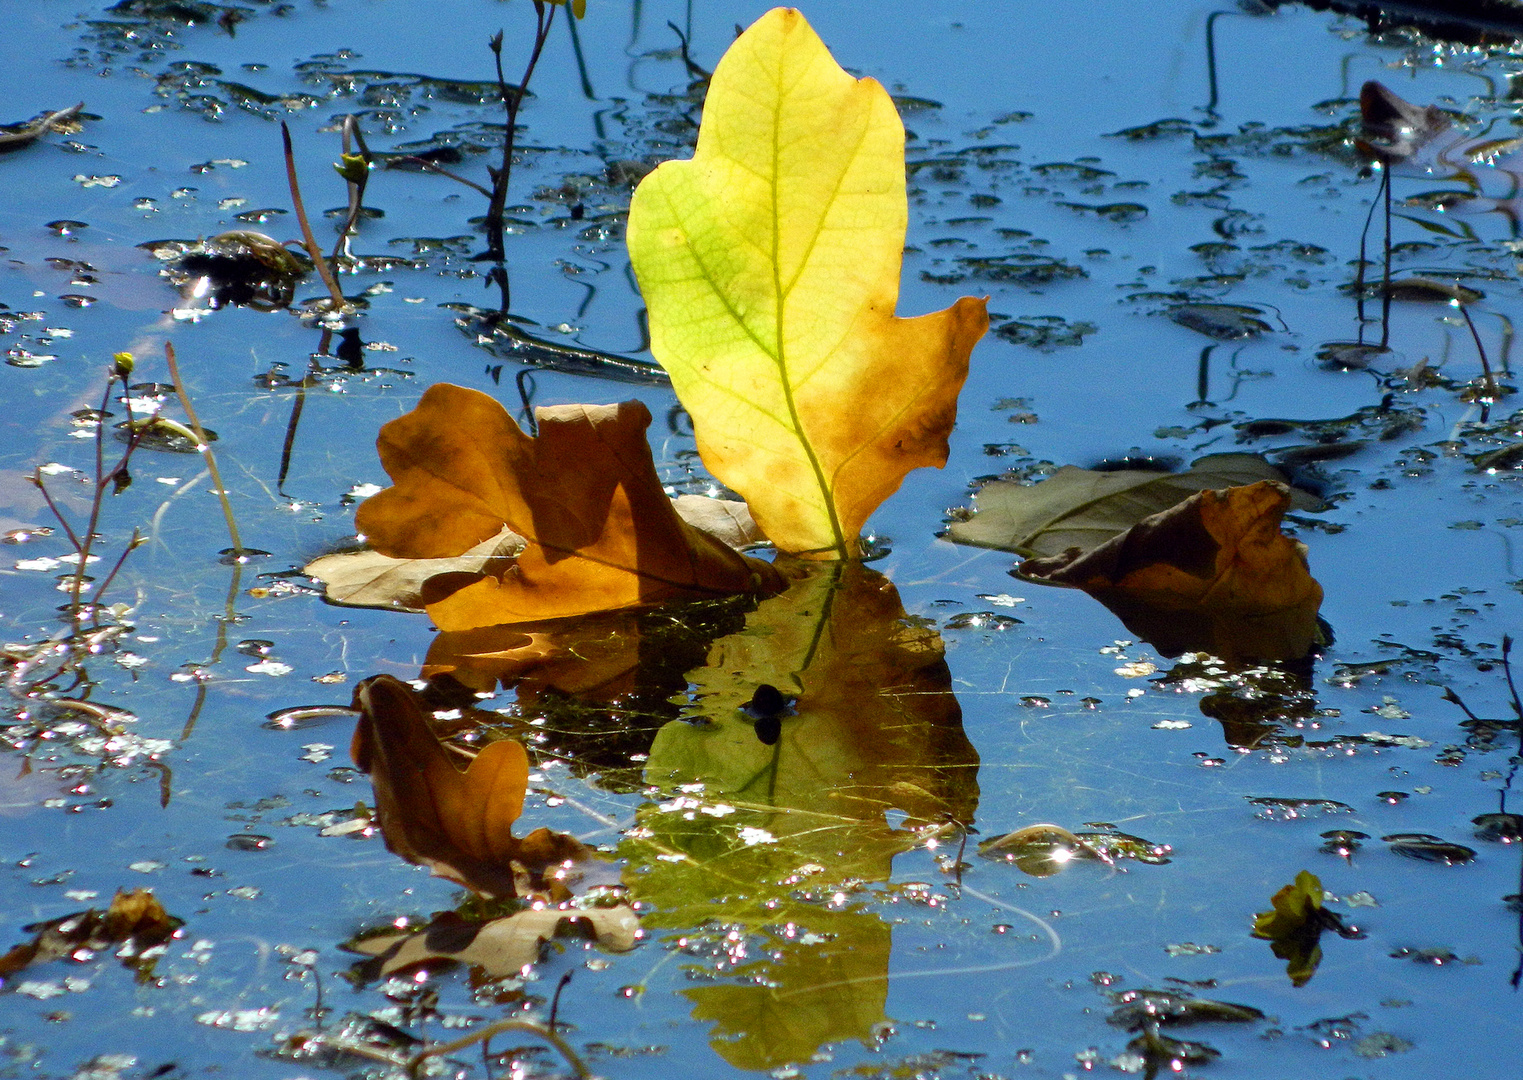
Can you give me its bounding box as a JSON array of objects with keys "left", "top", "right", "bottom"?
[
  {"left": 346, "top": 904, "right": 637, "bottom": 980},
  {"left": 669, "top": 494, "right": 767, "bottom": 550},
  {"left": 312, "top": 497, "right": 761, "bottom": 615},
  {"left": 1357, "top": 80, "right": 1452, "bottom": 164},
  {"left": 0, "top": 103, "right": 85, "bottom": 152},
  {"left": 948, "top": 453, "right": 1318, "bottom": 558},
  {"left": 1020, "top": 481, "right": 1324, "bottom": 663},
  {"left": 1252, "top": 869, "right": 1363, "bottom": 987},
  {"left": 628, "top": 8, "right": 988, "bottom": 558},
  {"left": 978, "top": 823, "right": 1171, "bottom": 877},
  {"left": 0, "top": 888, "right": 181, "bottom": 980},
  {"left": 351, "top": 674, "right": 589, "bottom": 898},
  {"left": 307, "top": 527, "right": 525, "bottom": 612},
  {"left": 353, "top": 384, "right": 782, "bottom": 629}
]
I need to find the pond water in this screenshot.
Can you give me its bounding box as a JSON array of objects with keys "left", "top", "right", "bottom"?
[{"left": 3, "top": 2, "right": 1523, "bottom": 1078}]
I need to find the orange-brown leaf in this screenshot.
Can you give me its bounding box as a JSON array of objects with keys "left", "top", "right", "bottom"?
[
  {"left": 354, "top": 383, "right": 782, "bottom": 629},
  {"left": 351, "top": 673, "right": 586, "bottom": 897},
  {"left": 1020, "top": 481, "right": 1323, "bottom": 663}
]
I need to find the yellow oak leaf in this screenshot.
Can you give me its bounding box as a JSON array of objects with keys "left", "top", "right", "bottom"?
[
  {"left": 627, "top": 7, "right": 987, "bottom": 558},
  {"left": 352, "top": 383, "right": 781, "bottom": 630}
]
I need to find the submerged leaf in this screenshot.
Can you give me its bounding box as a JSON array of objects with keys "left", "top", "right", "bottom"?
[
  {"left": 353, "top": 384, "right": 781, "bottom": 629},
  {"left": 948, "top": 453, "right": 1314, "bottom": 558},
  {"left": 1019, "top": 481, "right": 1324, "bottom": 662},
  {"left": 350, "top": 674, "right": 588, "bottom": 898},
  {"left": 628, "top": 8, "right": 988, "bottom": 557},
  {"left": 1168, "top": 303, "right": 1273, "bottom": 340}
]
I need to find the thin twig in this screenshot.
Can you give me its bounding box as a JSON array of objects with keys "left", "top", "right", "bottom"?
[
  {"left": 281, "top": 120, "right": 348, "bottom": 311},
  {"left": 90, "top": 529, "right": 144, "bottom": 609},
  {"left": 394, "top": 156, "right": 495, "bottom": 197},
  {"left": 407, "top": 1019, "right": 587, "bottom": 1079},
  {"left": 163, "top": 343, "right": 242, "bottom": 554}
]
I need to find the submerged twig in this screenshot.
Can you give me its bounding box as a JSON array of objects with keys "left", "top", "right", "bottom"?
[{"left": 406, "top": 1018, "right": 588, "bottom": 1079}]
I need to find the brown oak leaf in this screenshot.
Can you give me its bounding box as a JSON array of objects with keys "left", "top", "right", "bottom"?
[{"left": 353, "top": 383, "right": 782, "bottom": 630}]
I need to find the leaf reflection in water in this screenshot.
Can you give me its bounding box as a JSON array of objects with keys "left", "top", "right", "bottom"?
[
  {"left": 350, "top": 673, "right": 588, "bottom": 899},
  {"left": 623, "top": 560, "right": 982, "bottom": 1070}
]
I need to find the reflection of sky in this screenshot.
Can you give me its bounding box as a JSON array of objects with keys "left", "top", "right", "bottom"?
[{"left": 4, "top": 4, "right": 1523, "bottom": 1078}]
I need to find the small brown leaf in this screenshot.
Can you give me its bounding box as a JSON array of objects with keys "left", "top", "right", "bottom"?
[
  {"left": 0, "top": 888, "right": 181, "bottom": 978},
  {"left": 1020, "top": 481, "right": 1323, "bottom": 663},
  {"left": 1357, "top": 81, "right": 1451, "bottom": 164},
  {"left": 351, "top": 674, "right": 588, "bottom": 897},
  {"left": 354, "top": 384, "right": 782, "bottom": 629}
]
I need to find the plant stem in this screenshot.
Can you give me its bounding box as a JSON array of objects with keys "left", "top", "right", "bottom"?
[
  {"left": 330, "top": 115, "right": 372, "bottom": 265},
  {"left": 485, "top": 2, "right": 556, "bottom": 262},
  {"left": 163, "top": 342, "right": 243, "bottom": 554},
  {"left": 281, "top": 121, "right": 348, "bottom": 311}
]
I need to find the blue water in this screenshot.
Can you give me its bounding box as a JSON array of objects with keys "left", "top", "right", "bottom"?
[{"left": 2, "top": 2, "right": 1522, "bottom": 1078}]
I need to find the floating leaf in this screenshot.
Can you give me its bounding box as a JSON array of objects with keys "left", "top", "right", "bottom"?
[
  {"left": 353, "top": 384, "right": 781, "bottom": 629},
  {"left": 627, "top": 8, "right": 988, "bottom": 557},
  {"left": 346, "top": 904, "right": 637, "bottom": 980},
  {"left": 350, "top": 674, "right": 588, "bottom": 898},
  {"left": 978, "top": 824, "right": 1103, "bottom": 877},
  {"left": 948, "top": 453, "right": 1315, "bottom": 558},
  {"left": 0, "top": 888, "right": 181, "bottom": 981},
  {"left": 1017, "top": 481, "right": 1324, "bottom": 663},
  {"left": 307, "top": 527, "right": 525, "bottom": 612},
  {"left": 1252, "top": 869, "right": 1363, "bottom": 987},
  {"left": 312, "top": 496, "right": 761, "bottom": 614}
]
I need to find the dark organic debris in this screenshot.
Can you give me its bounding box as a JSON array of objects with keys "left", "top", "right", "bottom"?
[
  {"left": 1382, "top": 833, "right": 1478, "bottom": 865},
  {"left": 0, "top": 889, "right": 182, "bottom": 980},
  {"left": 0, "top": 102, "right": 85, "bottom": 152},
  {"left": 449, "top": 304, "right": 669, "bottom": 385},
  {"left": 1169, "top": 303, "right": 1274, "bottom": 340}
]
